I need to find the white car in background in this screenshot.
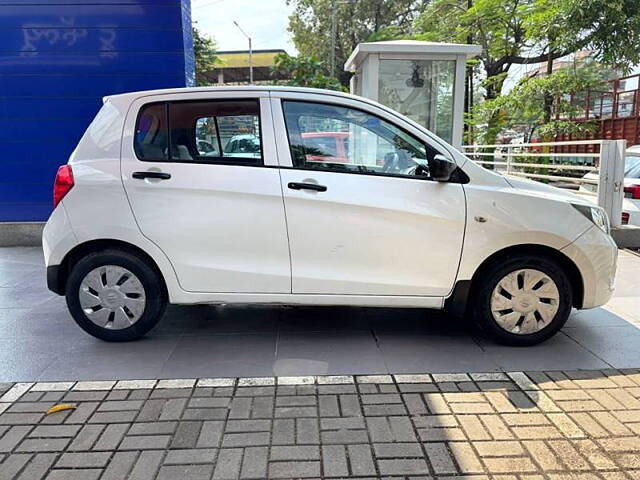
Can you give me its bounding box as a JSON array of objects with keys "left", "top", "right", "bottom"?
[
  {"left": 43, "top": 86, "right": 617, "bottom": 346},
  {"left": 579, "top": 145, "right": 640, "bottom": 225}
]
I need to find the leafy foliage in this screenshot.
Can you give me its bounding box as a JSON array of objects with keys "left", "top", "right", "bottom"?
[
  {"left": 271, "top": 53, "right": 347, "bottom": 91},
  {"left": 414, "top": 0, "right": 640, "bottom": 142},
  {"left": 193, "top": 27, "right": 219, "bottom": 86},
  {"left": 474, "top": 62, "right": 608, "bottom": 141},
  {"left": 287, "top": 0, "right": 427, "bottom": 85}
]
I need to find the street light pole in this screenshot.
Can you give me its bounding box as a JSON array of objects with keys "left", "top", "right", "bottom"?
[
  {"left": 233, "top": 20, "right": 253, "bottom": 84},
  {"left": 330, "top": 0, "right": 337, "bottom": 78},
  {"left": 330, "top": 0, "right": 353, "bottom": 79}
]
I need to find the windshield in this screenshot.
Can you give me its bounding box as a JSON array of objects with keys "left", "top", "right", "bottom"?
[{"left": 626, "top": 154, "right": 640, "bottom": 178}]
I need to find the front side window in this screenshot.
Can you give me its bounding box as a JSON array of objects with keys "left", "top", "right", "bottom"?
[
  {"left": 282, "top": 100, "right": 439, "bottom": 178},
  {"left": 134, "top": 99, "right": 262, "bottom": 165}
]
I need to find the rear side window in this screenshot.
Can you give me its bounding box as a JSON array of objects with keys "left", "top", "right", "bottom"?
[
  {"left": 135, "top": 103, "right": 168, "bottom": 161},
  {"left": 134, "top": 99, "right": 262, "bottom": 166}
]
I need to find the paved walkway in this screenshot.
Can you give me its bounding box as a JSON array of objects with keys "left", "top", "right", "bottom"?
[
  {"left": 1, "top": 248, "right": 640, "bottom": 382},
  {"left": 1, "top": 369, "right": 640, "bottom": 479}
]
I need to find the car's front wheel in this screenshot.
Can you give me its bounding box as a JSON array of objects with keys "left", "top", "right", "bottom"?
[
  {"left": 66, "top": 249, "right": 167, "bottom": 341},
  {"left": 475, "top": 255, "right": 573, "bottom": 346}
]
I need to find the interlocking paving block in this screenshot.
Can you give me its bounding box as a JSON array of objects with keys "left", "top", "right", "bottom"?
[
  {"left": 73, "top": 381, "right": 116, "bottom": 391},
  {"left": 196, "top": 378, "right": 235, "bottom": 388},
  {"left": 31, "top": 382, "right": 74, "bottom": 392},
  {"left": 113, "top": 380, "right": 157, "bottom": 390},
  {"left": 0, "top": 383, "right": 34, "bottom": 402},
  {"left": 0, "top": 369, "right": 639, "bottom": 478},
  {"left": 156, "top": 379, "right": 195, "bottom": 389}
]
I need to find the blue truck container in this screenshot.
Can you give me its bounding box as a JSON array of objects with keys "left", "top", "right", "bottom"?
[{"left": 0, "top": 0, "right": 194, "bottom": 221}]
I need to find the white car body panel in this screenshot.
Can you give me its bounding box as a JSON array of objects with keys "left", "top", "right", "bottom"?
[
  {"left": 42, "top": 86, "right": 618, "bottom": 312},
  {"left": 120, "top": 93, "right": 291, "bottom": 294},
  {"left": 560, "top": 225, "right": 618, "bottom": 308},
  {"left": 271, "top": 91, "right": 466, "bottom": 297}
]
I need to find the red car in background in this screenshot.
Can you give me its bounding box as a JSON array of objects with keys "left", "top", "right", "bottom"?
[{"left": 301, "top": 131, "right": 350, "bottom": 163}]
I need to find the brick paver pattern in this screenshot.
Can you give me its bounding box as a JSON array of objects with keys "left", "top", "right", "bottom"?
[{"left": 1, "top": 370, "right": 640, "bottom": 479}]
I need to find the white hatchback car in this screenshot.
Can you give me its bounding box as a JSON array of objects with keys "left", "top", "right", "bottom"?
[{"left": 43, "top": 87, "right": 618, "bottom": 345}]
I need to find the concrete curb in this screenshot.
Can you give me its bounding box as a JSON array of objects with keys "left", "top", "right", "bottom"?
[
  {"left": 0, "top": 222, "right": 44, "bottom": 247},
  {"left": 611, "top": 225, "right": 640, "bottom": 248}
]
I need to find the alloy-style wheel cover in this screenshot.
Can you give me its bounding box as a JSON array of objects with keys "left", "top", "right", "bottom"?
[
  {"left": 490, "top": 268, "right": 560, "bottom": 335},
  {"left": 78, "top": 265, "right": 146, "bottom": 330}
]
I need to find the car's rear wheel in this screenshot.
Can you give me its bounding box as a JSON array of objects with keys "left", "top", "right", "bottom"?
[
  {"left": 474, "top": 255, "right": 572, "bottom": 346},
  {"left": 66, "top": 249, "right": 167, "bottom": 341}
]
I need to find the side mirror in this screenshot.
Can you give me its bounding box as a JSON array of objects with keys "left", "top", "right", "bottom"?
[{"left": 428, "top": 154, "right": 458, "bottom": 182}]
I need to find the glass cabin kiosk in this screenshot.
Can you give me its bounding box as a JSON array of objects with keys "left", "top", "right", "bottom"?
[{"left": 344, "top": 40, "right": 481, "bottom": 148}]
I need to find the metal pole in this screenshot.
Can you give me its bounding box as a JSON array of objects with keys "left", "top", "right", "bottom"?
[
  {"left": 597, "top": 139, "right": 626, "bottom": 228},
  {"left": 330, "top": 0, "right": 337, "bottom": 78},
  {"left": 248, "top": 37, "right": 253, "bottom": 84},
  {"left": 233, "top": 20, "right": 253, "bottom": 85}
]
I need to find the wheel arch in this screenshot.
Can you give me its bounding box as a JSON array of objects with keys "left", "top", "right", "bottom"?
[
  {"left": 445, "top": 243, "right": 584, "bottom": 317},
  {"left": 50, "top": 239, "right": 168, "bottom": 297}
]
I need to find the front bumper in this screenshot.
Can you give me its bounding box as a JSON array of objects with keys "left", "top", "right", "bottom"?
[{"left": 561, "top": 225, "right": 618, "bottom": 309}]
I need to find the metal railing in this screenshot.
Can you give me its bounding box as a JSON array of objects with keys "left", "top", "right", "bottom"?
[{"left": 460, "top": 139, "right": 626, "bottom": 228}]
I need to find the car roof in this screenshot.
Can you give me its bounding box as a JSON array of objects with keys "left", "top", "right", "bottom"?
[
  {"left": 104, "top": 85, "right": 357, "bottom": 104},
  {"left": 628, "top": 145, "right": 640, "bottom": 154},
  {"left": 229, "top": 134, "right": 258, "bottom": 140},
  {"left": 302, "top": 131, "right": 350, "bottom": 137}
]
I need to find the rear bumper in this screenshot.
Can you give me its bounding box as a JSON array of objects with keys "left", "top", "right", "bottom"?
[
  {"left": 561, "top": 226, "right": 618, "bottom": 309},
  {"left": 47, "top": 265, "right": 65, "bottom": 295}
]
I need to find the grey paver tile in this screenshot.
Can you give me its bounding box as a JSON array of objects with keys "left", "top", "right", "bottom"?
[
  {"left": 157, "top": 464, "right": 213, "bottom": 480},
  {"left": 347, "top": 444, "right": 376, "bottom": 476},
  {"left": 164, "top": 448, "right": 216, "bottom": 464},
  {"left": 45, "top": 470, "right": 102, "bottom": 480},
  {"left": 56, "top": 451, "right": 110, "bottom": 468},
  {"left": 100, "top": 451, "right": 138, "bottom": 480},
  {"left": 268, "top": 460, "right": 320, "bottom": 478},
  {"left": 212, "top": 448, "right": 242, "bottom": 479},
  {"left": 240, "top": 446, "right": 268, "bottom": 479},
  {"left": 16, "top": 453, "right": 56, "bottom": 480},
  {"left": 128, "top": 450, "right": 164, "bottom": 480}
]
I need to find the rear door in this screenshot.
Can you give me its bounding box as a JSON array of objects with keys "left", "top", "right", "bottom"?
[
  {"left": 272, "top": 93, "right": 466, "bottom": 297},
  {"left": 121, "top": 91, "right": 290, "bottom": 293}
]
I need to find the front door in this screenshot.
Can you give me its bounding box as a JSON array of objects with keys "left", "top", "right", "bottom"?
[
  {"left": 275, "top": 97, "right": 466, "bottom": 297},
  {"left": 121, "top": 93, "right": 290, "bottom": 293}
]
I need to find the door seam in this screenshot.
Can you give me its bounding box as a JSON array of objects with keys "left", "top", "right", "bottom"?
[{"left": 269, "top": 92, "right": 294, "bottom": 294}]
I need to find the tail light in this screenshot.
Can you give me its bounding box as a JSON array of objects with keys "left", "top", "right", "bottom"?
[
  {"left": 53, "top": 165, "right": 74, "bottom": 208},
  {"left": 624, "top": 184, "right": 640, "bottom": 199},
  {"left": 622, "top": 212, "right": 630, "bottom": 225}
]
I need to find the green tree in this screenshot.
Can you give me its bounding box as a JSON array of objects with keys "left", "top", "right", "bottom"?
[
  {"left": 414, "top": 0, "right": 640, "bottom": 142},
  {"left": 193, "top": 27, "right": 219, "bottom": 86},
  {"left": 287, "top": 0, "right": 428, "bottom": 86},
  {"left": 271, "top": 53, "right": 347, "bottom": 91},
  {"left": 475, "top": 61, "right": 613, "bottom": 142}
]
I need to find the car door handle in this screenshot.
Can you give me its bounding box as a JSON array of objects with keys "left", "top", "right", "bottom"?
[
  {"left": 287, "top": 182, "right": 327, "bottom": 192},
  {"left": 132, "top": 171, "right": 171, "bottom": 180}
]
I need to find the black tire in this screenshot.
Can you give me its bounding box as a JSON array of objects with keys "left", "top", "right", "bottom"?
[
  {"left": 474, "top": 254, "right": 573, "bottom": 346},
  {"left": 66, "top": 249, "right": 167, "bottom": 341}
]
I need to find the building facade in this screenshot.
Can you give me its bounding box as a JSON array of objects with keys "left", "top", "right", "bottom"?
[{"left": 0, "top": 0, "right": 194, "bottom": 222}]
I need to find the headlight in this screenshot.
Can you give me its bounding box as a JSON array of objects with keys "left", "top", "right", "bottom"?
[{"left": 571, "top": 203, "right": 610, "bottom": 235}]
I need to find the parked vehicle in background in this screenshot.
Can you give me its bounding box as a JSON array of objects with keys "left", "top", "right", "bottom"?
[
  {"left": 300, "top": 131, "right": 350, "bottom": 163},
  {"left": 43, "top": 86, "right": 617, "bottom": 346},
  {"left": 224, "top": 134, "right": 261, "bottom": 158},
  {"left": 196, "top": 139, "right": 217, "bottom": 156},
  {"left": 579, "top": 145, "right": 640, "bottom": 225}
]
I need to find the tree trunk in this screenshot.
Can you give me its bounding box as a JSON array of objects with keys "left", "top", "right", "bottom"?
[
  {"left": 543, "top": 49, "right": 554, "bottom": 125},
  {"left": 464, "top": 0, "right": 473, "bottom": 144}
]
